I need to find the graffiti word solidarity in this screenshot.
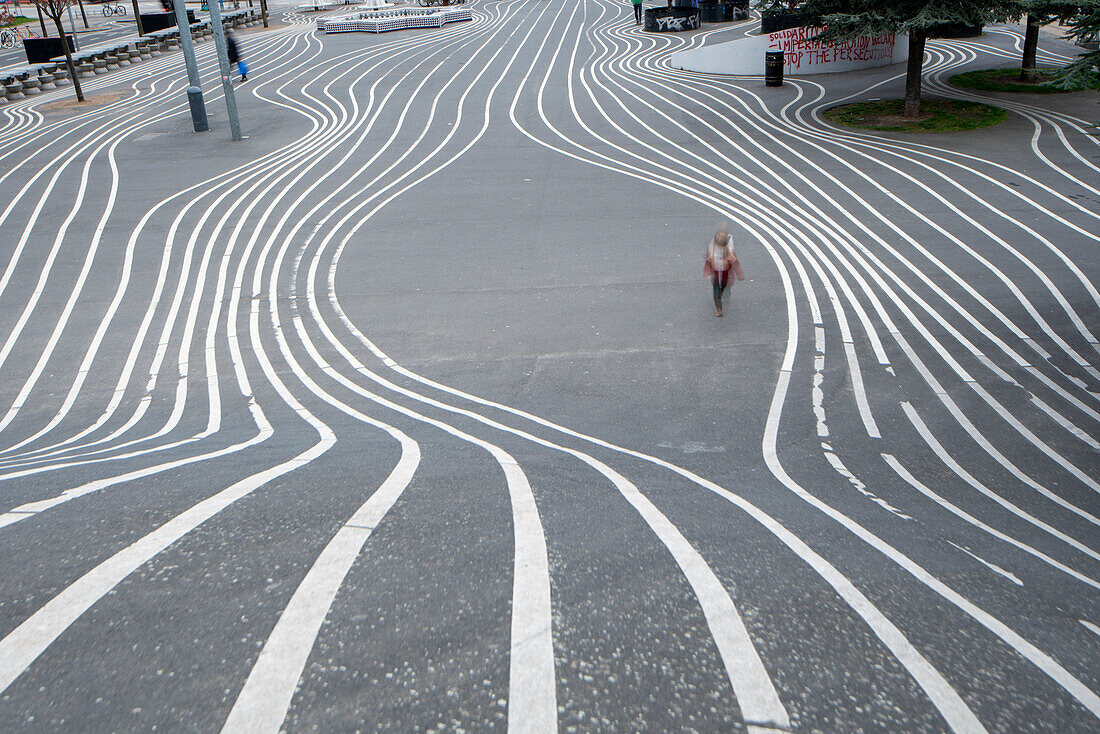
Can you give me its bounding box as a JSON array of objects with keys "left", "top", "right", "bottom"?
[{"left": 767, "top": 26, "right": 895, "bottom": 70}]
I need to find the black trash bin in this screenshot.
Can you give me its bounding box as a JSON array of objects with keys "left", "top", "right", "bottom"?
[{"left": 765, "top": 50, "right": 784, "bottom": 86}]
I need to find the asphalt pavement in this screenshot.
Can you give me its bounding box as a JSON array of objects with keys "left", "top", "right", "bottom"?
[{"left": 0, "top": 2, "right": 1097, "bottom": 732}]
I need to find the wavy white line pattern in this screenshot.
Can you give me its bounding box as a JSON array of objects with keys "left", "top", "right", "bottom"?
[{"left": 0, "top": 4, "right": 1097, "bottom": 732}]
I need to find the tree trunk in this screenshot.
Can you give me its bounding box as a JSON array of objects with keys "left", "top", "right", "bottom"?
[
  {"left": 904, "top": 27, "right": 926, "bottom": 118},
  {"left": 1020, "top": 14, "right": 1040, "bottom": 82},
  {"left": 130, "top": 0, "right": 143, "bottom": 35},
  {"left": 52, "top": 16, "right": 83, "bottom": 102}
]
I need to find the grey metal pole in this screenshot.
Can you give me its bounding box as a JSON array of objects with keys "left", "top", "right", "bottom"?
[
  {"left": 172, "top": 0, "right": 209, "bottom": 132},
  {"left": 65, "top": 4, "right": 80, "bottom": 51},
  {"left": 206, "top": 1, "right": 243, "bottom": 141}
]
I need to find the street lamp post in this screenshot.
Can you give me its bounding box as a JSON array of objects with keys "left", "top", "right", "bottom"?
[{"left": 65, "top": 1, "right": 79, "bottom": 50}]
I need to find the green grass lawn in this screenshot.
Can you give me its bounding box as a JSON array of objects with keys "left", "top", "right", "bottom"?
[
  {"left": 1, "top": 15, "right": 36, "bottom": 28},
  {"left": 949, "top": 67, "right": 1100, "bottom": 93},
  {"left": 823, "top": 99, "right": 1007, "bottom": 133}
]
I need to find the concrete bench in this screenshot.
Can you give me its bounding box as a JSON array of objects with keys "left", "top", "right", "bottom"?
[
  {"left": 147, "top": 31, "right": 171, "bottom": 52},
  {"left": 1, "top": 73, "right": 22, "bottom": 101},
  {"left": 322, "top": 6, "right": 472, "bottom": 33},
  {"left": 111, "top": 43, "right": 134, "bottom": 64},
  {"left": 48, "top": 63, "right": 69, "bottom": 84},
  {"left": 107, "top": 46, "right": 129, "bottom": 64},
  {"left": 49, "top": 51, "right": 95, "bottom": 77},
  {"left": 34, "top": 66, "right": 56, "bottom": 89},
  {"left": 58, "top": 46, "right": 112, "bottom": 74},
  {"left": 1, "top": 64, "right": 60, "bottom": 94},
  {"left": 14, "top": 69, "right": 41, "bottom": 94},
  {"left": 90, "top": 52, "right": 109, "bottom": 74}
]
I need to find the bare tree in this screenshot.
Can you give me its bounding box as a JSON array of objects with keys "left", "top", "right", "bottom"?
[{"left": 31, "top": 0, "right": 84, "bottom": 102}]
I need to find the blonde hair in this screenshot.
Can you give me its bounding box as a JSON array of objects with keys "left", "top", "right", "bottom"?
[{"left": 714, "top": 222, "right": 731, "bottom": 246}]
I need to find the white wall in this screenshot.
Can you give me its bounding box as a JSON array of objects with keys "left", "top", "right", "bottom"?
[{"left": 670, "top": 27, "right": 908, "bottom": 76}]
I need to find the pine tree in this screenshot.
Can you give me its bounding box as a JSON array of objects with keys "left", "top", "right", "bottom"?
[
  {"left": 1016, "top": 2, "right": 1083, "bottom": 81},
  {"left": 793, "top": 0, "right": 1016, "bottom": 116},
  {"left": 1057, "top": 1, "right": 1099, "bottom": 88}
]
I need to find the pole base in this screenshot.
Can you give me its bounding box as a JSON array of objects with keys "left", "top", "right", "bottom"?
[{"left": 187, "top": 86, "right": 209, "bottom": 132}]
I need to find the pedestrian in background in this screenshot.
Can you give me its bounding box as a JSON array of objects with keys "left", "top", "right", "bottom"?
[
  {"left": 631, "top": 0, "right": 643, "bottom": 26},
  {"left": 226, "top": 30, "right": 248, "bottom": 82},
  {"left": 703, "top": 223, "right": 744, "bottom": 317}
]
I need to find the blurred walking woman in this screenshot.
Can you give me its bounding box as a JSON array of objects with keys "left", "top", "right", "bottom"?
[
  {"left": 226, "top": 31, "right": 248, "bottom": 82},
  {"left": 703, "top": 223, "right": 743, "bottom": 316}
]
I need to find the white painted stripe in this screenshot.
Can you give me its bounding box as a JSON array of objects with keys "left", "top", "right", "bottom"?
[
  {"left": 502, "top": 459, "right": 558, "bottom": 734},
  {"left": 903, "top": 402, "right": 1100, "bottom": 554},
  {"left": 947, "top": 541, "right": 1024, "bottom": 587},
  {"left": 883, "top": 454, "right": 1099, "bottom": 590},
  {"left": 1029, "top": 396, "right": 1100, "bottom": 450},
  {"left": 221, "top": 436, "right": 420, "bottom": 733},
  {"left": 0, "top": 440, "right": 331, "bottom": 696}
]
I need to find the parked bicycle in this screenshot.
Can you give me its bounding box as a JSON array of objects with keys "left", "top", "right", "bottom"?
[
  {"left": 0, "top": 25, "right": 34, "bottom": 47},
  {"left": 417, "top": 0, "right": 465, "bottom": 6},
  {"left": 101, "top": 2, "right": 127, "bottom": 16}
]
